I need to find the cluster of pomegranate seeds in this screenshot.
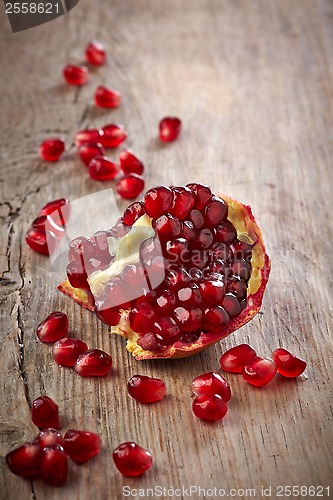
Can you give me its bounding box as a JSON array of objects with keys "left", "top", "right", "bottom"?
[
  {"left": 95, "top": 86, "right": 121, "bottom": 108},
  {"left": 32, "top": 396, "right": 60, "bottom": 429},
  {"left": 39, "top": 138, "right": 65, "bottom": 162},
  {"left": 127, "top": 375, "right": 166, "bottom": 404},
  {"left": 159, "top": 117, "right": 182, "bottom": 142},
  {"left": 85, "top": 41, "right": 106, "bottom": 66},
  {"left": 63, "top": 64, "right": 89, "bottom": 86},
  {"left": 191, "top": 372, "right": 230, "bottom": 421},
  {"left": 113, "top": 442, "right": 153, "bottom": 477}
]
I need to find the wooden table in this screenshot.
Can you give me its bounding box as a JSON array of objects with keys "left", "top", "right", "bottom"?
[{"left": 1, "top": 1, "right": 332, "bottom": 498}]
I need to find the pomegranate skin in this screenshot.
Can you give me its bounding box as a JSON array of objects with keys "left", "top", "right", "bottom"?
[
  {"left": 192, "top": 372, "right": 231, "bottom": 402},
  {"left": 63, "top": 429, "right": 101, "bottom": 464},
  {"left": 220, "top": 344, "right": 257, "bottom": 373},
  {"left": 31, "top": 396, "right": 60, "bottom": 429},
  {"left": 113, "top": 442, "right": 152, "bottom": 477},
  {"left": 192, "top": 394, "right": 228, "bottom": 420},
  {"left": 272, "top": 348, "right": 306, "bottom": 378},
  {"left": 6, "top": 442, "right": 42, "bottom": 477},
  {"left": 127, "top": 375, "right": 166, "bottom": 403},
  {"left": 242, "top": 356, "right": 277, "bottom": 387}
]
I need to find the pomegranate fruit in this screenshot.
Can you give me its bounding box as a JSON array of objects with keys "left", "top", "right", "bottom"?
[
  {"left": 53, "top": 337, "right": 88, "bottom": 366},
  {"left": 31, "top": 396, "right": 59, "bottom": 429},
  {"left": 192, "top": 394, "right": 228, "bottom": 420},
  {"left": 119, "top": 149, "right": 144, "bottom": 175},
  {"left": 242, "top": 356, "right": 277, "bottom": 387},
  {"left": 127, "top": 375, "right": 166, "bottom": 403},
  {"left": 63, "top": 64, "right": 89, "bottom": 85},
  {"left": 159, "top": 117, "right": 181, "bottom": 142},
  {"left": 74, "top": 348, "right": 112, "bottom": 377},
  {"left": 58, "top": 184, "right": 271, "bottom": 360},
  {"left": 39, "top": 138, "right": 65, "bottom": 162},
  {"left": 36, "top": 311, "right": 68, "bottom": 343},
  {"left": 272, "top": 348, "right": 306, "bottom": 378},
  {"left": 40, "top": 444, "right": 68, "bottom": 486},
  {"left": 100, "top": 123, "right": 127, "bottom": 148},
  {"left": 95, "top": 86, "right": 121, "bottom": 108},
  {"left": 220, "top": 344, "right": 257, "bottom": 373},
  {"left": 85, "top": 41, "right": 106, "bottom": 65},
  {"left": 113, "top": 442, "right": 152, "bottom": 477},
  {"left": 192, "top": 372, "right": 231, "bottom": 402},
  {"left": 63, "top": 429, "right": 101, "bottom": 464}
]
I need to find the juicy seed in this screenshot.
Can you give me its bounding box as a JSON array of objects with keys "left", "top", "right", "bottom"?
[
  {"left": 40, "top": 445, "right": 68, "bottom": 487},
  {"left": 119, "top": 149, "right": 144, "bottom": 175},
  {"left": 85, "top": 40, "right": 106, "bottom": 65},
  {"left": 173, "top": 306, "right": 203, "bottom": 332},
  {"left": 26, "top": 227, "right": 57, "bottom": 255},
  {"left": 199, "top": 280, "right": 225, "bottom": 305},
  {"left": 31, "top": 396, "right": 60, "bottom": 429},
  {"left": 272, "top": 348, "right": 307, "bottom": 378},
  {"left": 95, "top": 305, "right": 121, "bottom": 326},
  {"left": 222, "top": 293, "right": 242, "bottom": 317},
  {"left": 231, "top": 259, "right": 252, "bottom": 281},
  {"left": 214, "top": 220, "right": 237, "bottom": 245},
  {"left": 78, "top": 142, "right": 105, "bottom": 166},
  {"left": 95, "top": 86, "right": 121, "bottom": 108},
  {"left": 136, "top": 332, "right": 164, "bottom": 352},
  {"left": 203, "top": 306, "right": 229, "bottom": 331},
  {"left": 227, "top": 275, "right": 247, "bottom": 300},
  {"left": 39, "top": 138, "right": 65, "bottom": 162},
  {"left": 170, "top": 187, "right": 195, "bottom": 220},
  {"left": 123, "top": 201, "right": 146, "bottom": 225},
  {"left": 53, "top": 337, "right": 88, "bottom": 366},
  {"left": 204, "top": 197, "right": 228, "bottom": 227},
  {"left": 36, "top": 311, "right": 68, "bottom": 343},
  {"left": 34, "top": 428, "right": 64, "bottom": 448},
  {"left": 192, "top": 394, "right": 228, "bottom": 420},
  {"left": 63, "top": 64, "right": 89, "bottom": 85},
  {"left": 100, "top": 123, "right": 127, "bottom": 148},
  {"left": 63, "top": 429, "right": 101, "bottom": 464},
  {"left": 66, "top": 261, "right": 89, "bottom": 289},
  {"left": 242, "top": 356, "right": 277, "bottom": 387},
  {"left": 117, "top": 174, "right": 145, "bottom": 199},
  {"left": 153, "top": 214, "right": 182, "bottom": 241},
  {"left": 144, "top": 186, "right": 173, "bottom": 218},
  {"left": 159, "top": 117, "right": 181, "bottom": 142},
  {"left": 220, "top": 344, "right": 257, "bottom": 373},
  {"left": 129, "top": 302, "right": 156, "bottom": 333},
  {"left": 88, "top": 155, "right": 119, "bottom": 181},
  {"left": 39, "top": 198, "right": 70, "bottom": 223},
  {"left": 155, "top": 290, "right": 176, "bottom": 313},
  {"left": 192, "top": 372, "right": 231, "bottom": 402},
  {"left": 113, "top": 442, "right": 153, "bottom": 477},
  {"left": 6, "top": 442, "right": 42, "bottom": 477},
  {"left": 186, "top": 183, "right": 212, "bottom": 209},
  {"left": 74, "top": 349, "right": 112, "bottom": 377},
  {"left": 187, "top": 208, "right": 204, "bottom": 229},
  {"left": 153, "top": 316, "right": 181, "bottom": 345},
  {"left": 127, "top": 375, "right": 166, "bottom": 403},
  {"left": 75, "top": 128, "right": 104, "bottom": 147}
]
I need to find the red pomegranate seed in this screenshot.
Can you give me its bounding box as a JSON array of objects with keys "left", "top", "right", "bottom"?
[
  {"left": 214, "top": 220, "right": 237, "bottom": 245},
  {"left": 227, "top": 275, "right": 247, "bottom": 300},
  {"left": 39, "top": 198, "right": 70, "bottom": 226},
  {"left": 119, "top": 149, "right": 144, "bottom": 175},
  {"left": 6, "top": 442, "right": 42, "bottom": 477},
  {"left": 74, "top": 349, "right": 112, "bottom": 377},
  {"left": 78, "top": 142, "right": 105, "bottom": 166},
  {"left": 153, "top": 316, "right": 181, "bottom": 345},
  {"left": 95, "top": 86, "right": 121, "bottom": 108},
  {"left": 40, "top": 445, "right": 68, "bottom": 487},
  {"left": 272, "top": 348, "right": 307, "bottom": 378},
  {"left": 193, "top": 227, "right": 214, "bottom": 249},
  {"left": 66, "top": 261, "right": 89, "bottom": 289},
  {"left": 204, "top": 197, "right": 228, "bottom": 227},
  {"left": 39, "top": 138, "right": 65, "bottom": 162},
  {"left": 53, "top": 337, "right": 88, "bottom": 367},
  {"left": 187, "top": 183, "right": 212, "bottom": 210},
  {"left": 63, "top": 64, "right": 89, "bottom": 85},
  {"left": 159, "top": 117, "right": 181, "bottom": 142},
  {"left": 187, "top": 208, "right": 204, "bottom": 229},
  {"left": 127, "top": 375, "right": 166, "bottom": 403},
  {"left": 199, "top": 280, "right": 225, "bottom": 305},
  {"left": 153, "top": 214, "right": 182, "bottom": 241},
  {"left": 85, "top": 40, "right": 106, "bottom": 65},
  {"left": 63, "top": 429, "right": 101, "bottom": 464},
  {"left": 154, "top": 290, "right": 176, "bottom": 313},
  {"left": 26, "top": 227, "right": 57, "bottom": 255},
  {"left": 144, "top": 186, "right": 173, "bottom": 218},
  {"left": 192, "top": 372, "right": 231, "bottom": 402},
  {"left": 36, "top": 311, "right": 68, "bottom": 343},
  {"left": 170, "top": 187, "right": 195, "bottom": 220},
  {"left": 165, "top": 238, "right": 188, "bottom": 263},
  {"left": 123, "top": 201, "right": 146, "bottom": 225},
  {"left": 95, "top": 305, "right": 121, "bottom": 326},
  {"left": 88, "top": 155, "right": 119, "bottom": 181},
  {"left": 203, "top": 306, "right": 229, "bottom": 331},
  {"left": 113, "top": 442, "right": 152, "bottom": 477},
  {"left": 31, "top": 396, "right": 59, "bottom": 429},
  {"left": 117, "top": 174, "right": 145, "bottom": 199},
  {"left": 182, "top": 220, "right": 196, "bottom": 241},
  {"left": 31, "top": 215, "right": 64, "bottom": 240},
  {"left": 220, "top": 344, "right": 257, "bottom": 373},
  {"left": 177, "top": 284, "right": 202, "bottom": 306},
  {"left": 173, "top": 306, "right": 203, "bottom": 332},
  {"left": 192, "top": 394, "right": 228, "bottom": 421},
  {"left": 231, "top": 259, "right": 251, "bottom": 281},
  {"left": 34, "top": 428, "right": 63, "bottom": 448},
  {"left": 165, "top": 268, "right": 191, "bottom": 290},
  {"left": 75, "top": 128, "right": 104, "bottom": 147},
  {"left": 222, "top": 293, "right": 242, "bottom": 317},
  {"left": 100, "top": 123, "right": 127, "bottom": 148},
  {"left": 242, "top": 356, "right": 277, "bottom": 387},
  {"left": 129, "top": 302, "right": 156, "bottom": 334},
  {"left": 137, "top": 332, "right": 164, "bottom": 352}
]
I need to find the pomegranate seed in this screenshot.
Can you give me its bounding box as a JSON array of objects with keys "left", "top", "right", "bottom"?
[
  {"left": 214, "top": 220, "right": 237, "bottom": 245},
  {"left": 165, "top": 268, "right": 191, "bottom": 290},
  {"left": 63, "top": 429, "right": 101, "bottom": 464},
  {"left": 129, "top": 302, "right": 155, "bottom": 334},
  {"left": 223, "top": 293, "right": 242, "bottom": 317},
  {"left": 204, "top": 197, "right": 228, "bottom": 227},
  {"left": 95, "top": 86, "right": 121, "bottom": 108},
  {"left": 159, "top": 117, "right": 181, "bottom": 142},
  {"left": 100, "top": 123, "right": 127, "bottom": 148},
  {"left": 170, "top": 187, "right": 195, "bottom": 220},
  {"left": 95, "top": 305, "right": 121, "bottom": 326},
  {"left": 187, "top": 208, "right": 204, "bottom": 229},
  {"left": 121, "top": 263, "right": 146, "bottom": 290},
  {"left": 272, "top": 348, "right": 306, "bottom": 378},
  {"left": 127, "top": 375, "right": 166, "bottom": 403},
  {"left": 242, "top": 356, "right": 277, "bottom": 387},
  {"left": 193, "top": 228, "right": 214, "bottom": 249},
  {"left": 39, "top": 198, "right": 70, "bottom": 226},
  {"left": 113, "top": 442, "right": 152, "bottom": 477},
  {"left": 153, "top": 214, "right": 182, "bottom": 241},
  {"left": 192, "top": 372, "right": 231, "bottom": 402},
  {"left": 78, "top": 142, "right": 105, "bottom": 166},
  {"left": 153, "top": 316, "right": 181, "bottom": 345},
  {"left": 155, "top": 290, "right": 176, "bottom": 313},
  {"left": 66, "top": 261, "right": 89, "bottom": 289},
  {"left": 182, "top": 220, "right": 196, "bottom": 241},
  {"left": 26, "top": 227, "right": 57, "bottom": 255},
  {"left": 231, "top": 259, "right": 252, "bottom": 281},
  {"left": 187, "top": 183, "right": 212, "bottom": 209},
  {"left": 34, "top": 428, "right": 63, "bottom": 448},
  {"left": 192, "top": 394, "right": 228, "bottom": 420},
  {"left": 117, "top": 174, "right": 145, "bottom": 199},
  {"left": 53, "top": 337, "right": 88, "bottom": 367},
  {"left": 74, "top": 349, "right": 112, "bottom": 377},
  {"left": 88, "top": 155, "right": 119, "bottom": 181},
  {"left": 40, "top": 445, "right": 68, "bottom": 486},
  {"left": 63, "top": 64, "right": 89, "bottom": 85},
  {"left": 220, "top": 344, "right": 257, "bottom": 373},
  {"left": 137, "top": 332, "right": 164, "bottom": 352},
  {"left": 227, "top": 275, "right": 247, "bottom": 300},
  {"left": 165, "top": 238, "right": 188, "bottom": 263},
  {"left": 177, "top": 284, "right": 202, "bottom": 306},
  {"left": 85, "top": 40, "right": 106, "bottom": 65},
  {"left": 31, "top": 215, "right": 64, "bottom": 240},
  {"left": 6, "top": 442, "right": 42, "bottom": 477},
  {"left": 203, "top": 306, "right": 229, "bottom": 331},
  {"left": 173, "top": 306, "right": 203, "bottom": 332},
  {"left": 119, "top": 149, "right": 144, "bottom": 175},
  {"left": 123, "top": 201, "right": 146, "bottom": 225},
  {"left": 75, "top": 128, "right": 104, "bottom": 147},
  {"left": 39, "top": 138, "right": 65, "bottom": 162},
  {"left": 109, "top": 221, "right": 131, "bottom": 239},
  {"left": 144, "top": 186, "right": 173, "bottom": 218},
  {"left": 31, "top": 396, "right": 59, "bottom": 429},
  {"left": 199, "top": 280, "right": 225, "bottom": 305},
  {"left": 36, "top": 312, "right": 68, "bottom": 343}
]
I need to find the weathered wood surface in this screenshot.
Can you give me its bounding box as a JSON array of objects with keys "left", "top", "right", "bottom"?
[{"left": 0, "top": 0, "right": 332, "bottom": 499}]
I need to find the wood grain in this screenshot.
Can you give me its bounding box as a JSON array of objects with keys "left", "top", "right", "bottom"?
[{"left": 0, "top": 0, "right": 332, "bottom": 498}]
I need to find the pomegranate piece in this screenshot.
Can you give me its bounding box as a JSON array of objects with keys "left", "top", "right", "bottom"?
[
  {"left": 39, "top": 138, "right": 65, "bottom": 162},
  {"left": 100, "top": 123, "right": 127, "bottom": 148},
  {"left": 63, "top": 429, "right": 101, "bottom": 464},
  {"left": 36, "top": 311, "right": 68, "bottom": 343},
  {"left": 123, "top": 201, "right": 146, "bottom": 226},
  {"left": 272, "top": 348, "right": 306, "bottom": 378},
  {"left": 78, "top": 142, "right": 105, "bottom": 166},
  {"left": 88, "top": 155, "right": 119, "bottom": 181},
  {"left": 127, "top": 375, "right": 166, "bottom": 403},
  {"left": 63, "top": 64, "right": 89, "bottom": 85},
  {"left": 242, "top": 356, "right": 277, "bottom": 387},
  {"left": 117, "top": 174, "right": 145, "bottom": 199},
  {"left": 6, "top": 442, "right": 42, "bottom": 477},
  {"left": 220, "top": 344, "right": 257, "bottom": 373},
  {"left": 53, "top": 337, "right": 88, "bottom": 367},
  {"left": 192, "top": 394, "right": 228, "bottom": 421},
  {"left": 26, "top": 227, "right": 56, "bottom": 255},
  {"left": 119, "top": 149, "right": 144, "bottom": 175},
  {"left": 74, "top": 349, "right": 112, "bottom": 377},
  {"left": 113, "top": 442, "right": 152, "bottom": 477},
  {"left": 85, "top": 40, "right": 106, "bottom": 65},
  {"left": 159, "top": 116, "right": 181, "bottom": 142},
  {"left": 144, "top": 186, "right": 173, "bottom": 218},
  {"left": 192, "top": 372, "right": 231, "bottom": 402},
  {"left": 40, "top": 445, "right": 68, "bottom": 486},
  {"left": 31, "top": 396, "right": 59, "bottom": 429},
  {"left": 34, "top": 428, "right": 63, "bottom": 448},
  {"left": 95, "top": 86, "right": 121, "bottom": 108},
  {"left": 75, "top": 128, "right": 104, "bottom": 147}
]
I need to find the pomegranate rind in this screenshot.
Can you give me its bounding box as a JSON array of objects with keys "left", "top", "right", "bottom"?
[{"left": 58, "top": 194, "right": 270, "bottom": 360}]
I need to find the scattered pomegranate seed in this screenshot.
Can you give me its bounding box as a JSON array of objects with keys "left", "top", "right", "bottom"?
[
  {"left": 74, "top": 349, "right": 112, "bottom": 377},
  {"left": 63, "top": 64, "right": 89, "bottom": 85},
  {"left": 36, "top": 311, "right": 68, "bottom": 343},
  {"left": 63, "top": 429, "right": 101, "bottom": 464},
  {"left": 144, "top": 186, "right": 173, "bottom": 218},
  {"left": 123, "top": 201, "right": 146, "bottom": 225},
  {"left": 88, "top": 155, "right": 119, "bottom": 181},
  {"left": 113, "top": 442, "right": 152, "bottom": 477},
  {"left": 159, "top": 116, "right": 181, "bottom": 142},
  {"left": 39, "top": 198, "right": 70, "bottom": 227},
  {"left": 242, "top": 356, "right": 277, "bottom": 387},
  {"left": 100, "top": 123, "right": 127, "bottom": 148},
  {"left": 127, "top": 375, "right": 166, "bottom": 404},
  {"left": 6, "top": 442, "right": 42, "bottom": 477},
  {"left": 31, "top": 396, "right": 60, "bottom": 429},
  {"left": 117, "top": 174, "right": 145, "bottom": 199},
  {"left": 40, "top": 444, "right": 68, "bottom": 487},
  {"left": 192, "top": 394, "right": 228, "bottom": 420},
  {"left": 39, "top": 138, "right": 65, "bottom": 162},
  {"left": 272, "top": 348, "right": 307, "bottom": 378},
  {"left": 53, "top": 337, "right": 88, "bottom": 367},
  {"left": 192, "top": 372, "right": 231, "bottom": 402},
  {"left": 220, "top": 344, "right": 257, "bottom": 373},
  {"left": 85, "top": 40, "right": 106, "bottom": 65},
  {"left": 34, "top": 428, "right": 64, "bottom": 448},
  {"left": 78, "top": 142, "right": 105, "bottom": 166},
  {"left": 119, "top": 149, "right": 144, "bottom": 175},
  {"left": 95, "top": 86, "right": 121, "bottom": 108},
  {"left": 26, "top": 227, "right": 57, "bottom": 255},
  {"left": 74, "top": 128, "right": 104, "bottom": 147}
]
